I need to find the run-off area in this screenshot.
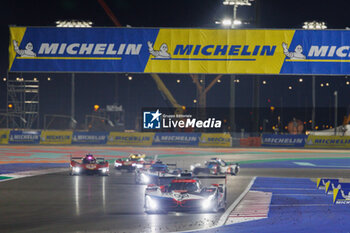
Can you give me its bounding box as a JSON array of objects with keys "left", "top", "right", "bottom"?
[{"left": 202, "top": 177, "right": 350, "bottom": 233}]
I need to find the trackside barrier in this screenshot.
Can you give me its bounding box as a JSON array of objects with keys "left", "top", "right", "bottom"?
[
  {"left": 198, "top": 133, "right": 232, "bottom": 147},
  {"left": 261, "top": 134, "right": 307, "bottom": 147},
  {"left": 305, "top": 135, "right": 350, "bottom": 148},
  {"left": 0, "top": 130, "right": 264, "bottom": 147},
  {"left": 40, "top": 130, "right": 73, "bottom": 144},
  {"left": 0, "top": 130, "right": 237, "bottom": 147},
  {"left": 107, "top": 132, "right": 154, "bottom": 146},
  {"left": 0, "top": 129, "right": 10, "bottom": 144},
  {"left": 8, "top": 130, "right": 41, "bottom": 144},
  {"left": 152, "top": 132, "right": 201, "bottom": 146},
  {"left": 239, "top": 137, "right": 261, "bottom": 147}
]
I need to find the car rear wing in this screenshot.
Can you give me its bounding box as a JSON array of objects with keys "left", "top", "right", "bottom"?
[
  {"left": 155, "top": 175, "right": 227, "bottom": 186},
  {"left": 70, "top": 156, "right": 82, "bottom": 161}
]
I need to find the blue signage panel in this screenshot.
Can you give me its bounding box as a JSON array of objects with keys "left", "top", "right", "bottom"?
[
  {"left": 280, "top": 30, "right": 350, "bottom": 75},
  {"left": 72, "top": 132, "right": 108, "bottom": 144},
  {"left": 261, "top": 134, "right": 307, "bottom": 147},
  {"left": 152, "top": 133, "right": 201, "bottom": 146},
  {"left": 9, "top": 130, "right": 41, "bottom": 144}
]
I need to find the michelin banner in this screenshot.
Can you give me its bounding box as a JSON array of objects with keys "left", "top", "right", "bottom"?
[
  {"left": 40, "top": 130, "right": 73, "bottom": 144},
  {"left": 262, "top": 134, "right": 307, "bottom": 147},
  {"left": 10, "top": 27, "right": 350, "bottom": 75},
  {"left": 153, "top": 133, "right": 200, "bottom": 146},
  {"left": 107, "top": 132, "right": 154, "bottom": 146},
  {"left": 0, "top": 129, "right": 10, "bottom": 144},
  {"left": 9, "top": 130, "right": 41, "bottom": 144},
  {"left": 72, "top": 132, "right": 108, "bottom": 144},
  {"left": 199, "top": 133, "right": 231, "bottom": 147},
  {"left": 305, "top": 135, "right": 350, "bottom": 148}
]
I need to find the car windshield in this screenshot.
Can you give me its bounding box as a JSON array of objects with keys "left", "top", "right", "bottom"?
[{"left": 168, "top": 182, "right": 199, "bottom": 193}]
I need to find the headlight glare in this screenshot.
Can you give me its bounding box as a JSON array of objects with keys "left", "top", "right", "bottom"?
[
  {"left": 146, "top": 196, "right": 158, "bottom": 210},
  {"left": 141, "top": 174, "right": 150, "bottom": 183}
]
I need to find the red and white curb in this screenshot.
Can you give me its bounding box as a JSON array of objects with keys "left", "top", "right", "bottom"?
[
  {"left": 226, "top": 190, "right": 272, "bottom": 224},
  {"left": 0, "top": 168, "right": 68, "bottom": 182},
  {"left": 216, "top": 176, "right": 257, "bottom": 226}
]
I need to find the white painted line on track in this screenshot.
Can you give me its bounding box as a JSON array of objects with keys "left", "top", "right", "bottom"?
[
  {"left": 253, "top": 188, "right": 316, "bottom": 190},
  {"left": 273, "top": 194, "right": 325, "bottom": 196},
  {"left": 217, "top": 176, "right": 256, "bottom": 226},
  {"left": 0, "top": 168, "right": 68, "bottom": 183}
]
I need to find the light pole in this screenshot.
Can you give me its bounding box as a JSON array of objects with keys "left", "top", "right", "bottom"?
[
  {"left": 219, "top": 0, "right": 254, "bottom": 28},
  {"left": 221, "top": 0, "right": 254, "bottom": 132},
  {"left": 56, "top": 20, "right": 93, "bottom": 129},
  {"left": 302, "top": 21, "right": 327, "bottom": 131}
]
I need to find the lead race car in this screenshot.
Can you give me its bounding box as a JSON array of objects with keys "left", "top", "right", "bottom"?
[
  {"left": 144, "top": 173, "right": 226, "bottom": 214},
  {"left": 135, "top": 160, "right": 181, "bottom": 184},
  {"left": 70, "top": 154, "right": 109, "bottom": 176},
  {"left": 190, "top": 158, "right": 240, "bottom": 176}
]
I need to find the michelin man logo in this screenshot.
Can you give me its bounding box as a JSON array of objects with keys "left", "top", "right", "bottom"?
[
  {"left": 282, "top": 42, "right": 306, "bottom": 60},
  {"left": 13, "top": 40, "right": 36, "bottom": 57},
  {"left": 147, "top": 41, "right": 171, "bottom": 58},
  {"left": 143, "top": 109, "right": 162, "bottom": 129}
]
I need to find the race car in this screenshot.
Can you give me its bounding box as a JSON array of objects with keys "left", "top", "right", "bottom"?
[
  {"left": 70, "top": 154, "right": 109, "bottom": 176},
  {"left": 190, "top": 158, "right": 239, "bottom": 176},
  {"left": 144, "top": 174, "right": 226, "bottom": 214},
  {"left": 114, "top": 153, "right": 147, "bottom": 171},
  {"left": 135, "top": 160, "right": 181, "bottom": 184}
]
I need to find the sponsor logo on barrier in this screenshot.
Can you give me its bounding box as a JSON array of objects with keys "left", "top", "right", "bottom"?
[
  {"left": 107, "top": 132, "right": 154, "bottom": 146},
  {"left": 0, "top": 130, "right": 9, "bottom": 144},
  {"left": 72, "top": 132, "right": 108, "bottom": 144},
  {"left": 305, "top": 135, "right": 350, "bottom": 148},
  {"left": 9, "top": 130, "right": 41, "bottom": 144},
  {"left": 261, "top": 134, "right": 307, "bottom": 147},
  {"left": 40, "top": 131, "right": 72, "bottom": 144},
  {"left": 152, "top": 133, "right": 201, "bottom": 146},
  {"left": 199, "top": 133, "right": 231, "bottom": 147}
]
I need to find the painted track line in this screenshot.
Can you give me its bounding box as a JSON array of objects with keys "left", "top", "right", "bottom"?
[
  {"left": 0, "top": 168, "right": 68, "bottom": 183},
  {"left": 253, "top": 188, "right": 316, "bottom": 190},
  {"left": 217, "top": 176, "right": 256, "bottom": 226}
]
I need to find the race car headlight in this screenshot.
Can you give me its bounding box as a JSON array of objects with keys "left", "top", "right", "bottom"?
[
  {"left": 99, "top": 167, "right": 109, "bottom": 173},
  {"left": 202, "top": 195, "right": 215, "bottom": 209},
  {"left": 146, "top": 196, "right": 158, "bottom": 210},
  {"left": 132, "top": 163, "right": 143, "bottom": 168},
  {"left": 114, "top": 162, "right": 122, "bottom": 167},
  {"left": 141, "top": 174, "right": 150, "bottom": 183},
  {"left": 73, "top": 167, "right": 81, "bottom": 173}
]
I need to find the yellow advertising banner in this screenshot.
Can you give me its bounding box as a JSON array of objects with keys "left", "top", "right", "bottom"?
[
  {"left": 0, "top": 129, "right": 10, "bottom": 144},
  {"left": 107, "top": 132, "right": 154, "bottom": 146},
  {"left": 199, "top": 133, "right": 231, "bottom": 147},
  {"left": 40, "top": 130, "right": 73, "bottom": 144},
  {"left": 305, "top": 135, "right": 350, "bottom": 148},
  {"left": 144, "top": 29, "right": 295, "bottom": 74}
]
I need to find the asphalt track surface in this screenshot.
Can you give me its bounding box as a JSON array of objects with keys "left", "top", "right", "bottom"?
[{"left": 1, "top": 147, "right": 350, "bottom": 233}]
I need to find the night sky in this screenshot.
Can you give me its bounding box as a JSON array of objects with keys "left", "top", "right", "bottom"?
[{"left": 1, "top": 0, "right": 350, "bottom": 131}]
